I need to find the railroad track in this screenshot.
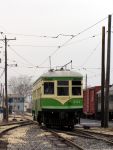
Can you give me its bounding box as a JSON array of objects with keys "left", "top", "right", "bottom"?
[
  {"left": 0, "top": 121, "right": 82, "bottom": 150},
  {"left": 0, "top": 120, "right": 33, "bottom": 137},
  {"left": 1, "top": 115, "right": 113, "bottom": 150},
  {"left": 74, "top": 128, "right": 113, "bottom": 145},
  {"left": 0, "top": 113, "right": 33, "bottom": 137},
  {"left": 25, "top": 116, "right": 113, "bottom": 149},
  {"left": 48, "top": 129, "right": 84, "bottom": 150},
  {"left": 47, "top": 128, "right": 113, "bottom": 149},
  {"left": 1, "top": 118, "right": 82, "bottom": 150},
  {"left": 30, "top": 121, "right": 84, "bottom": 149},
  {"left": 0, "top": 120, "right": 34, "bottom": 150}
]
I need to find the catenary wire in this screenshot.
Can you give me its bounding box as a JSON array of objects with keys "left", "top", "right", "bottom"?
[
  {"left": 0, "top": 69, "right": 5, "bottom": 79},
  {"left": 80, "top": 41, "right": 101, "bottom": 67},
  {"left": 38, "top": 15, "right": 109, "bottom": 67},
  {"left": 1, "top": 14, "right": 112, "bottom": 70},
  {"left": 8, "top": 45, "right": 36, "bottom": 67},
  {"left": 9, "top": 44, "right": 58, "bottom": 48}
]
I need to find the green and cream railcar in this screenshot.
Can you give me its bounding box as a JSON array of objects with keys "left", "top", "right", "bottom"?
[{"left": 32, "top": 69, "right": 83, "bottom": 129}]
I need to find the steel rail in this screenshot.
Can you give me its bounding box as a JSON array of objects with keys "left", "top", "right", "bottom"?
[
  {"left": 74, "top": 128, "right": 113, "bottom": 145},
  {"left": 48, "top": 129, "right": 84, "bottom": 150},
  {"left": 0, "top": 121, "right": 33, "bottom": 137}
]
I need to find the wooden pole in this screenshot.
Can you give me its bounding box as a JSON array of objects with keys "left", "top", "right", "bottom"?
[
  {"left": 101, "top": 26, "right": 105, "bottom": 127},
  {"left": 104, "top": 15, "right": 112, "bottom": 128}
]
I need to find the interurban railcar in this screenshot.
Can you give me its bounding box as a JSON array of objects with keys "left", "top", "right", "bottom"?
[{"left": 32, "top": 69, "right": 83, "bottom": 129}]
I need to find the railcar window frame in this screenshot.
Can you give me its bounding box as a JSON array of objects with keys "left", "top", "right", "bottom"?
[
  {"left": 57, "top": 80, "right": 69, "bottom": 96},
  {"left": 43, "top": 81, "right": 54, "bottom": 95},
  {"left": 72, "top": 80, "right": 82, "bottom": 96}
]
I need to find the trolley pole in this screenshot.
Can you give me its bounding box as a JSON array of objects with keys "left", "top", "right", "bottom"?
[
  {"left": 0, "top": 36, "right": 16, "bottom": 122},
  {"left": 104, "top": 15, "right": 112, "bottom": 128},
  {"left": 49, "top": 56, "right": 52, "bottom": 70},
  {"left": 101, "top": 26, "right": 105, "bottom": 127}
]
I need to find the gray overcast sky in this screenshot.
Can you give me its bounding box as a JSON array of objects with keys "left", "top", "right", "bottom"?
[{"left": 0, "top": 0, "right": 113, "bottom": 87}]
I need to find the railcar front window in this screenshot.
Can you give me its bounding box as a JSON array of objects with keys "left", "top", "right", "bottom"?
[
  {"left": 57, "top": 81, "right": 69, "bottom": 96},
  {"left": 72, "top": 80, "right": 81, "bottom": 95},
  {"left": 44, "top": 82, "right": 54, "bottom": 94},
  {"left": 72, "top": 81, "right": 81, "bottom": 85},
  {"left": 58, "top": 81, "right": 69, "bottom": 86}
]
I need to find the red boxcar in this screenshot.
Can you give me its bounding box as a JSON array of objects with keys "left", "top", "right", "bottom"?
[{"left": 83, "top": 86, "right": 101, "bottom": 117}]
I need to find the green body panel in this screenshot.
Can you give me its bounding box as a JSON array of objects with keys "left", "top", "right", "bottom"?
[{"left": 36, "top": 98, "right": 83, "bottom": 109}]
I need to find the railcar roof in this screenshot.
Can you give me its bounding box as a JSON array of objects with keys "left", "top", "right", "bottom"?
[
  {"left": 33, "top": 70, "right": 82, "bottom": 85},
  {"left": 40, "top": 70, "right": 82, "bottom": 77}
]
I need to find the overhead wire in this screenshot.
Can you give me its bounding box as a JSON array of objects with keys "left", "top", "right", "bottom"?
[
  {"left": 8, "top": 45, "right": 36, "bottom": 67},
  {"left": 7, "top": 46, "right": 52, "bottom": 70},
  {"left": 1, "top": 32, "right": 58, "bottom": 39},
  {"left": 0, "top": 16, "right": 113, "bottom": 85},
  {"left": 38, "top": 15, "right": 109, "bottom": 67},
  {"left": 80, "top": 41, "right": 101, "bottom": 67},
  {"left": 2, "top": 15, "right": 109, "bottom": 68},
  {"left": 1, "top": 33, "right": 73, "bottom": 39},
  {"left": 9, "top": 44, "right": 58, "bottom": 48},
  {"left": 87, "top": 73, "right": 101, "bottom": 79},
  {"left": 65, "top": 33, "right": 101, "bottom": 46},
  {"left": 0, "top": 69, "right": 5, "bottom": 79},
  {"left": 1, "top": 14, "right": 112, "bottom": 72}
]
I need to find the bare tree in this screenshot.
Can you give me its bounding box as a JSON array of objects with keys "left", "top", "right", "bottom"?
[{"left": 8, "top": 75, "right": 32, "bottom": 98}]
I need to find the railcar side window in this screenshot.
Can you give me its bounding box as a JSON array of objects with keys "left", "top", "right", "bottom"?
[
  {"left": 72, "top": 80, "right": 81, "bottom": 95},
  {"left": 44, "top": 82, "right": 54, "bottom": 94},
  {"left": 57, "top": 81, "right": 69, "bottom": 96}
]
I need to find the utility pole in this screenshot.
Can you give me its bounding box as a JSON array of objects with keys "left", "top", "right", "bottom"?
[
  {"left": 2, "top": 87, "right": 5, "bottom": 120},
  {"left": 0, "top": 36, "right": 16, "bottom": 122},
  {"left": 101, "top": 26, "right": 105, "bottom": 127},
  {"left": 104, "top": 15, "right": 112, "bottom": 128}
]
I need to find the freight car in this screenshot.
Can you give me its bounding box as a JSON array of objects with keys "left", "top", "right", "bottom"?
[
  {"left": 32, "top": 69, "right": 83, "bottom": 129},
  {"left": 83, "top": 85, "right": 113, "bottom": 120},
  {"left": 83, "top": 86, "right": 101, "bottom": 118}
]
